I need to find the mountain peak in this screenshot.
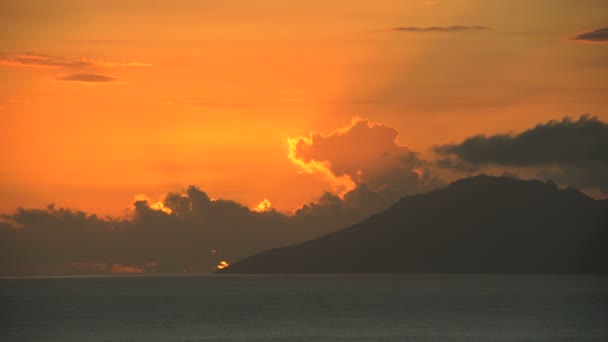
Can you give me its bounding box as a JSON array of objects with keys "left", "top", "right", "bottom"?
[{"left": 219, "top": 175, "right": 607, "bottom": 274}]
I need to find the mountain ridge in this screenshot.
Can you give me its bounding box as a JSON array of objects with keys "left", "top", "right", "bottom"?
[{"left": 218, "top": 175, "right": 608, "bottom": 274}]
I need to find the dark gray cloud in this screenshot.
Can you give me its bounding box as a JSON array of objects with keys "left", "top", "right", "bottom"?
[
  {"left": 391, "top": 25, "right": 488, "bottom": 32},
  {"left": 434, "top": 115, "right": 608, "bottom": 165},
  {"left": 434, "top": 115, "right": 608, "bottom": 193},
  {"left": 57, "top": 74, "right": 119, "bottom": 83},
  {"left": 0, "top": 184, "right": 401, "bottom": 276},
  {"left": 570, "top": 27, "right": 608, "bottom": 43},
  {"left": 292, "top": 184, "right": 393, "bottom": 232}
]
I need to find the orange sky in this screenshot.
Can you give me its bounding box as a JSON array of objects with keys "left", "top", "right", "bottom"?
[{"left": 1, "top": 0, "right": 607, "bottom": 216}]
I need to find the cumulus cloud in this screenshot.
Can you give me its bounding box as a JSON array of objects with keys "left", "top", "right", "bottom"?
[
  {"left": 391, "top": 25, "right": 488, "bottom": 32},
  {"left": 570, "top": 27, "right": 608, "bottom": 43},
  {"left": 0, "top": 53, "right": 150, "bottom": 68},
  {"left": 288, "top": 118, "right": 443, "bottom": 200},
  {"left": 434, "top": 115, "right": 608, "bottom": 193},
  {"left": 56, "top": 73, "right": 119, "bottom": 83}
]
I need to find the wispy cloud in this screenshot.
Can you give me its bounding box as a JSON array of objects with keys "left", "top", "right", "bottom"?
[
  {"left": 0, "top": 53, "right": 150, "bottom": 68},
  {"left": 164, "top": 100, "right": 254, "bottom": 108},
  {"left": 391, "top": 25, "right": 488, "bottom": 33},
  {"left": 7, "top": 98, "right": 30, "bottom": 104},
  {"left": 570, "top": 27, "right": 608, "bottom": 43},
  {"left": 56, "top": 74, "right": 119, "bottom": 83}
]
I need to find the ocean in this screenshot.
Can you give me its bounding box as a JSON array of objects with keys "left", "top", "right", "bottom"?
[{"left": 1, "top": 274, "right": 607, "bottom": 341}]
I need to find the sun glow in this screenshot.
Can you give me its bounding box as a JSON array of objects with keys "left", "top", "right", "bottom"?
[
  {"left": 253, "top": 198, "right": 272, "bottom": 213},
  {"left": 133, "top": 194, "right": 173, "bottom": 214},
  {"left": 149, "top": 201, "right": 172, "bottom": 214},
  {"left": 286, "top": 136, "right": 356, "bottom": 197}
]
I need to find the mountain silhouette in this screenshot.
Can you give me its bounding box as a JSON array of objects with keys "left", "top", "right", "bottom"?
[{"left": 218, "top": 175, "right": 608, "bottom": 274}]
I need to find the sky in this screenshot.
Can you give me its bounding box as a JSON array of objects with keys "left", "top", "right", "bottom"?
[
  {"left": 1, "top": 0, "right": 607, "bottom": 275},
  {"left": 1, "top": 0, "right": 608, "bottom": 216}
]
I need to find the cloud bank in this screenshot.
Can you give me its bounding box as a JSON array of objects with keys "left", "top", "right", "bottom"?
[
  {"left": 434, "top": 115, "right": 608, "bottom": 193},
  {"left": 0, "top": 181, "right": 418, "bottom": 276}
]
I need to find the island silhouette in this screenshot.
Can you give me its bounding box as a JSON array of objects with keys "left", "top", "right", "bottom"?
[{"left": 218, "top": 175, "right": 608, "bottom": 274}]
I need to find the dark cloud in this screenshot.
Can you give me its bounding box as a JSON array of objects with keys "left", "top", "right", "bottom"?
[
  {"left": 435, "top": 115, "right": 608, "bottom": 165},
  {"left": 292, "top": 184, "right": 393, "bottom": 232},
  {"left": 0, "top": 52, "right": 150, "bottom": 68},
  {"left": 0, "top": 185, "right": 396, "bottom": 276},
  {"left": 434, "top": 115, "right": 608, "bottom": 193},
  {"left": 57, "top": 74, "right": 119, "bottom": 83},
  {"left": 391, "top": 25, "right": 488, "bottom": 32},
  {"left": 570, "top": 27, "right": 608, "bottom": 43}
]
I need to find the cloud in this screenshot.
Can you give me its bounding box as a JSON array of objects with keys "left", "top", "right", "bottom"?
[
  {"left": 0, "top": 187, "right": 286, "bottom": 276},
  {"left": 434, "top": 115, "right": 608, "bottom": 193},
  {"left": 292, "top": 184, "right": 394, "bottom": 232},
  {"left": 435, "top": 115, "right": 608, "bottom": 165},
  {"left": 0, "top": 52, "right": 150, "bottom": 68},
  {"left": 391, "top": 25, "right": 488, "bottom": 33},
  {"left": 56, "top": 73, "right": 119, "bottom": 83},
  {"left": 570, "top": 27, "right": 608, "bottom": 43},
  {"left": 288, "top": 118, "right": 443, "bottom": 200},
  {"left": 7, "top": 98, "right": 30, "bottom": 104},
  {"left": 0, "top": 184, "right": 396, "bottom": 276},
  {"left": 0, "top": 118, "right": 448, "bottom": 277}
]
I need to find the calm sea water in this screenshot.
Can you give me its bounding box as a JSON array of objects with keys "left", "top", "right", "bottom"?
[{"left": 1, "top": 274, "right": 607, "bottom": 341}]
